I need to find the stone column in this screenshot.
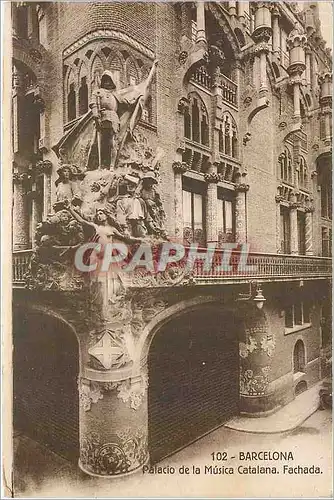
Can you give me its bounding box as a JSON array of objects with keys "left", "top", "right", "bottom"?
[
  {"left": 204, "top": 168, "right": 219, "bottom": 245},
  {"left": 318, "top": 72, "right": 332, "bottom": 145},
  {"left": 13, "top": 172, "right": 30, "bottom": 250},
  {"left": 235, "top": 176, "right": 249, "bottom": 244},
  {"left": 275, "top": 194, "right": 284, "bottom": 253},
  {"left": 286, "top": 25, "right": 307, "bottom": 120},
  {"left": 36, "top": 160, "right": 53, "bottom": 218},
  {"left": 196, "top": 2, "right": 206, "bottom": 45},
  {"left": 239, "top": 307, "right": 276, "bottom": 415},
  {"left": 271, "top": 5, "right": 281, "bottom": 55},
  {"left": 251, "top": 3, "right": 272, "bottom": 94},
  {"left": 78, "top": 277, "right": 150, "bottom": 478},
  {"left": 228, "top": 1, "right": 237, "bottom": 18},
  {"left": 172, "top": 161, "right": 188, "bottom": 243},
  {"left": 305, "top": 204, "right": 314, "bottom": 256},
  {"left": 289, "top": 194, "right": 299, "bottom": 255},
  {"left": 305, "top": 47, "right": 311, "bottom": 86}
]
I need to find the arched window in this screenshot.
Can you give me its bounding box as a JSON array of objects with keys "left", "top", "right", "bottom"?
[
  {"left": 293, "top": 340, "right": 306, "bottom": 373},
  {"left": 66, "top": 69, "right": 77, "bottom": 122},
  {"left": 298, "top": 156, "right": 308, "bottom": 190},
  {"left": 184, "top": 94, "right": 209, "bottom": 147},
  {"left": 78, "top": 64, "right": 88, "bottom": 116},
  {"left": 219, "top": 113, "right": 238, "bottom": 159},
  {"left": 279, "top": 148, "right": 292, "bottom": 184}
]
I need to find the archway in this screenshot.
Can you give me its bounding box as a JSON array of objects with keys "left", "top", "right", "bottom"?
[
  {"left": 148, "top": 303, "right": 240, "bottom": 464},
  {"left": 293, "top": 339, "right": 306, "bottom": 374},
  {"left": 13, "top": 308, "right": 80, "bottom": 462}
]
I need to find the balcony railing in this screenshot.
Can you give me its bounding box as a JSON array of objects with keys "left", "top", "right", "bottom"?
[
  {"left": 190, "top": 67, "right": 238, "bottom": 108},
  {"left": 13, "top": 249, "right": 331, "bottom": 288},
  {"left": 13, "top": 249, "right": 33, "bottom": 287}
]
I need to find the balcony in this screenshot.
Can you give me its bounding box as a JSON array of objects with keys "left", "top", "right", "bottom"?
[
  {"left": 190, "top": 67, "right": 238, "bottom": 108},
  {"left": 13, "top": 248, "right": 332, "bottom": 289}
]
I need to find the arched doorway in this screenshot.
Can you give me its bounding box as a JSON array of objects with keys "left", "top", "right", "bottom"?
[
  {"left": 293, "top": 339, "right": 306, "bottom": 374},
  {"left": 148, "top": 304, "right": 240, "bottom": 464},
  {"left": 13, "top": 308, "right": 80, "bottom": 462}
]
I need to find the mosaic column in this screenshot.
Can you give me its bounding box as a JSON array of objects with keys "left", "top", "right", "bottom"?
[
  {"left": 196, "top": 1, "right": 206, "bottom": 45},
  {"left": 78, "top": 276, "right": 149, "bottom": 477},
  {"left": 235, "top": 178, "right": 249, "bottom": 244},
  {"left": 289, "top": 194, "right": 299, "bottom": 255},
  {"left": 204, "top": 168, "right": 219, "bottom": 245},
  {"left": 172, "top": 161, "right": 188, "bottom": 243},
  {"left": 275, "top": 194, "right": 284, "bottom": 253},
  {"left": 239, "top": 307, "right": 276, "bottom": 415},
  {"left": 305, "top": 204, "right": 314, "bottom": 256},
  {"left": 13, "top": 172, "right": 30, "bottom": 250},
  {"left": 252, "top": 2, "right": 272, "bottom": 93},
  {"left": 271, "top": 5, "right": 281, "bottom": 56},
  {"left": 286, "top": 26, "right": 307, "bottom": 120}
]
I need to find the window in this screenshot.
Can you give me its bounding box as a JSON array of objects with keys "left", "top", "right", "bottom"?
[
  {"left": 79, "top": 76, "right": 88, "bottom": 115},
  {"left": 184, "top": 94, "right": 209, "bottom": 147},
  {"left": 293, "top": 340, "right": 306, "bottom": 373},
  {"left": 67, "top": 83, "right": 76, "bottom": 121},
  {"left": 217, "top": 189, "right": 235, "bottom": 244},
  {"left": 280, "top": 206, "right": 290, "bottom": 254},
  {"left": 322, "top": 227, "right": 332, "bottom": 257},
  {"left": 219, "top": 113, "right": 238, "bottom": 159},
  {"left": 279, "top": 148, "right": 293, "bottom": 184},
  {"left": 297, "top": 211, "right": 306, "bottom": 255},
  {"left": 182, "top": 180, "right": 205, "bottom": 246},
  {"left": 285, "top": 301, "right": 311, "bottom": 330},
  {"left": 298, "top": 157, "right": 308, "bottom": 190},
  {"left": 320, "top": 176, "right": 332, "bottom": 220}
]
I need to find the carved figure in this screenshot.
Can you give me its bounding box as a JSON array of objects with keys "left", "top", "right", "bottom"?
[
  {"left": 139, "top": 172, "right": 166, "bottom": 237},
  {"left": 114, "top": 174, "right": 147, "bottom": 238},
  {"left": 55, "top": 164, "right": 81, "bottom": 209},
  {"left": 89, "top": 61, "right": 158, "bottom": 170},
  {"left": 64, "top": 201, "right": 141, "bottom": 246}
]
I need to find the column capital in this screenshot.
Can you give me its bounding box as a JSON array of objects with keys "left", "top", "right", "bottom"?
[
  {"left": 275, "top": 194, "right": 285, "bottom": 204},
  {"left": 235, "top": 183, "right": 250, "bottom": 193},
  {"left": 204, "top": 172, "right": 219, "bottom": 184},
  {"left": 35, "top": 159, "right": 53, "bottom": 175},
  {"left": 286, "top": 24, "right": 307, "bottom": 51},
  {"left": 172, "top": 161, "right": 189, "bottom": 174}
]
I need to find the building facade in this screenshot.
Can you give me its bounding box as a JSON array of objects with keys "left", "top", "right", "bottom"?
[{"left": 12, "top": 1, "right": 332, "bottom": 478}]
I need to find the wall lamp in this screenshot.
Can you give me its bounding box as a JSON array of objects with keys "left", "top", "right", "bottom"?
[{"left": 237, "top": 280, "right": 266, "bottom": 310}]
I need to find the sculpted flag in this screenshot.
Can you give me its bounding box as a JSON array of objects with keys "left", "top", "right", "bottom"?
[{"left": 53, "top": 60, "right": 158, "bottom": 169}]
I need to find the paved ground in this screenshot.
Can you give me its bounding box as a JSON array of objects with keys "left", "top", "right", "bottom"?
[{"left": 12, "top": 409, "right": 332, "bottom": 498}]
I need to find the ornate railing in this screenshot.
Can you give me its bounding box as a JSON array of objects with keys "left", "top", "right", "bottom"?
[
  {"left": 13, "top": 248, "right": 331, "bottom": 288},
  {"left": 219, "top": 74, "right": 238, "bottom": 107},
  {"left": 192, "top": 251, "right": 332, "bottom": 282},
  {"left": 12, "top": 249, "right": 33, "bottom": 287}
]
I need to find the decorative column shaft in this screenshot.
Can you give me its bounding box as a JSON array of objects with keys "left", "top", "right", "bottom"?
[
  {"left": 271, "top": 6, "right": 281, "bottom": 54},
  {"left": 286, "top": 24, "right": 307, "bottom": 120},
  {"left": 239, "top": 308, "right": 276, "bottom": 415},
  {"left": 204, "top": 167, "right": 219, "bottom": 244},
  {"left": 196, "top": 2, "right": 206, "bottom": 45},
  {"left": 305, "top": 48, "right": 311, "bottom": 86},
  {"left": 275, "top": 195, "right": 285, "bottom": 253},
  {"left": 235, "top": 176, "right": 249, "bottom": 244},
  {"left": 13, "top": 173, "right": 30, "bottom": 250},
  {"left": 251, "top": 3, "right": 272, "bottom": 93},
  {"left": 78, "top": 277, "right": 150, "bottom": 477},
  {"left": 289, "top": 195, "right": 299, "bottom": 255},
  {"left": 172, "top": 161, "right": 188, "bottom": 243},
  {"left": 318, "top": 72, "right": 332, "bottom": 144},
  {"left": 305, "top": 206, "right": 314, "bottom": 256}
]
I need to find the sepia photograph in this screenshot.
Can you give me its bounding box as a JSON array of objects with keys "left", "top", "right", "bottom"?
[{"left": 3, "top": 0, "right": 333, "bottom": 497}]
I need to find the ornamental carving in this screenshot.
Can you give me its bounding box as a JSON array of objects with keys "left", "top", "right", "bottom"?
[
  {"left": 240, "top": 366, "right": 271, "bottom": 396},
  {"left": 80, "top": 427, "right": 148, "bottom": 476},
  {"left": 235, "top": 183, "right": 250, "bottom": 193},
  {"left": 178, "top": 51, "right": 188, "bottom": 65},
  {"left": 172, "top": 161, "right": 189, "bottom": 174},
  {"left": 260, "top": 336, "right": 276, "bottom": 357},
  {"left": 177, "top": 96, "right": 190, "bottom": 113},
  {"left": 204, "top": 172, "right": 219, "bottom": 184},
  {"left": 88, "top": 325, "right": 131, "bottom": 370},
  {"left": 239, "top": 336, "right": 257, "bottom": 359}
]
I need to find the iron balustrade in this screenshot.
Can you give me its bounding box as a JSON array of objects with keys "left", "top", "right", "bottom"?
[{"left": 12, "top": 249, "right": 33, "bottom": 286}]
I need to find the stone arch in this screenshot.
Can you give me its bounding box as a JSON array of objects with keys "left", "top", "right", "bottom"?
[
  {"left": 185, "top": 91, "right": 210, "bottom": 146},
  {"left": 13, "top": 304, "right": 80, "bottom": 461},
  {"left": 293, "top": 338, "right": 306, "bottom": 373},
  {"left": 12, "top": 49, "right": 46, "bottom": 93},
  {"left": 125, "top": 55, "right": 140, "bottom": 85},
  {"left": 205, "top": 3, "right": 241, "bottom": 58},
  {"left": 133, "top": 295, "right": 242, "bottom": 373}
]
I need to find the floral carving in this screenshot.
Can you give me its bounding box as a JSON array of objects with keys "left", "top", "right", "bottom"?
[
  {"left": 260, "top": 336, "right": 276, "bottom": 357},
  {"left": 240, "top": 366, "right": 271, "bottom": 396},
  {"left": 80, "top": 427, "right": 148, "bottom": 476},
  {"left": 239, "top": 336, "right": 257, "bottom": 359},
  {"left": 116, "top": 374, "right": 148, "bottom": 410},
  {"left": 79, "top": 379, "right": 103, "bottom": 411}
]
